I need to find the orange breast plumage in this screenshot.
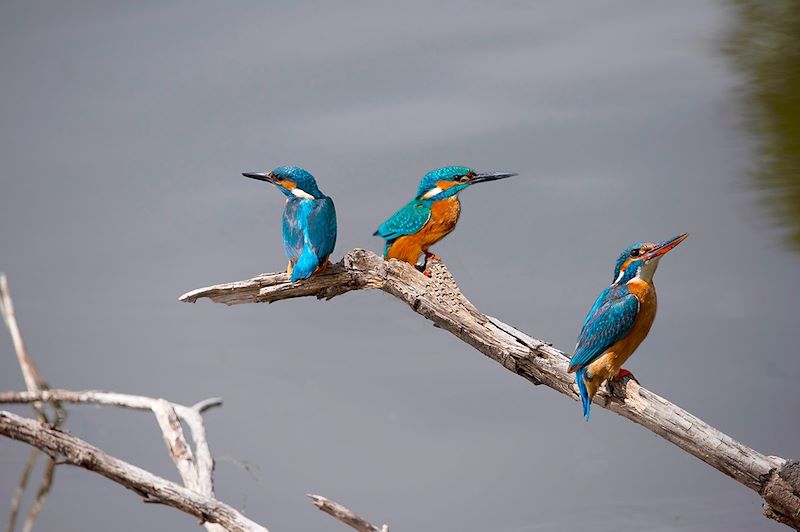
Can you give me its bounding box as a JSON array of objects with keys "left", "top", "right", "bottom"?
[
  {"left": 420, "top": 197, "right": 461, "bottom": 250},
  {"left": 385, "top": 197, "right": 461, "bottom": 264},
  {"left": 586, "top": 279, "right": 658, "bottom": 383}
]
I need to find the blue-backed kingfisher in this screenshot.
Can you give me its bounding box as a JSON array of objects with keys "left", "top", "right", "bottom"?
[
  {"left": 373, "top": 166, "right": 517, "bottom": 272},
  {"left": 243, "top": 166, "right": 337, "bottom": 282},
  {"left": 568, "top": 233, "right": 688, "bottom": 421}
]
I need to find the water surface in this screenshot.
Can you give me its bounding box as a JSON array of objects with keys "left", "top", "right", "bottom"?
[{"left": 1, "top": 1, "right": 798, "bottom": 531}]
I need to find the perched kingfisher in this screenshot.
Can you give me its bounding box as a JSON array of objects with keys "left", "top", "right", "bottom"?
[
  {"left": 568, "top": 233, "right": 688, "bottom": 421},
  {"left": 373, "top": 166, "right": 517, "bottom": 271},
  {"left": 243, "top": 166, "right": 337, "bottom": 282}
]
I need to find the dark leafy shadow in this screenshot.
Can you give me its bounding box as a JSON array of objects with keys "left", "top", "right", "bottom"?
[{"left": 724, "top": 1, "right": 800, "bottom": 250}]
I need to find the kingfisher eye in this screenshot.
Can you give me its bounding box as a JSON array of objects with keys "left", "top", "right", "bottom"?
[
  {"left": 630, "top": 248, "right": 641, "bottom": 257},
  {"left": 456, "top": 175, "right": 469, "bottom": 182}
]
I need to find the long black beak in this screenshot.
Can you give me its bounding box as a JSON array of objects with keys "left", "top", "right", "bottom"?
[
  {"left": 469, "top": 171, "right": 518, "bottom": 184},
  {"left": 642, "top": 233, "right": 689, "bottom": 261},
  {"left": 242, "top": 171, "right": 274, "bottom": 183}
]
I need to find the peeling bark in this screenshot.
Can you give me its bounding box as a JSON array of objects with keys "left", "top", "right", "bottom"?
[{"left": 181, "top": 248, "right": 800, "bottom": 529}]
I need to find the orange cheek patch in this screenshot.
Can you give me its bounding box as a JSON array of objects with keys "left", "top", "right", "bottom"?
[
  {"left": 276, "top": 180, "right": 296, "bottom": 190},
  {"left": 436, "top": 180, "right": 459, "bottom": 190}
]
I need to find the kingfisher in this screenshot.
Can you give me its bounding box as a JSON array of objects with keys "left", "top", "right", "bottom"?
[
  {"left": 373, "top": 166, "right": 517, "bottom": 272},
  {"left": 568, "top": 233, "right": 688, "bottom": 421},
  {"left": 242, "top": 166, "right": 337, "bottom": 282}
]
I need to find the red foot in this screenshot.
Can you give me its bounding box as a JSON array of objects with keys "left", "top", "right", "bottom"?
[
  {"left": 421, "top": 250, "right": 441, "bottom": 277},
  {"left": 315, "top": 261, "right": 330, "bottom": 275},
  {"left": 614, "top": 368, "right": 639, "bottom": 384},
  {"left": 423, "top": 251, "right": 441, "bottom": 262}
]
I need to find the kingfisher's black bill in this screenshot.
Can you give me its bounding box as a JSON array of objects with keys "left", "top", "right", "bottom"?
[
  {"left": 242, "top": 172, "right": 273, "bottom": 182},
  {"left": 469, "top": 171, "right": 518, "bottom": 184},
  {"left": 644, "top": 233, "right": 689, "bottom": 260}
]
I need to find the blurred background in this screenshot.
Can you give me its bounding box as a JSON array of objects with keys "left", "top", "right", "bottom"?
[{"left": 1, "top": 1, "right": 798, "bottom": 531}]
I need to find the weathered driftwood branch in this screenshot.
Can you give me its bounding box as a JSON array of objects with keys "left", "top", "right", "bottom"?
[
  {"left": 309, "top": 495, "right": 389, "bottom": 532},
  {"left": 0, "top": 389, "right": 230, "bottom": 532},
  {"left": 0, "top": 274, "right": 369, "bottom": 532},
  {"left": 1, "top": 392, "right": 390, "bottom": 532},
  {"left": 0, "top": 274, "right": 265, "bottom": 532},
  {"left": 0, "top": 411, "right": 268, "bottom": 532},
  {"left": 180, "top": 248, "right": 800, "bottom": 529},
  {"left": 2, "top": 273, "right": 63, "bottom": 532},
  {"left": 0, "top": 274, "right": 48, "bottom": 421}
]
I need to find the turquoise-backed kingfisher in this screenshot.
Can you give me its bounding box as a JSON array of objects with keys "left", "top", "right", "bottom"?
[
  {"left": 568, "top": 233, "right": 688, "bottom": 421},
  {"left": 373, "top": 166, "right": 517, "bottom": 271},
  {"left": 243, "top": 166, "right": 337, "bottom": 282}
]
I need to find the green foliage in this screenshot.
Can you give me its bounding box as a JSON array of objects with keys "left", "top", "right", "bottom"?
[{"left": 725, "top": 0, "right": 800, "bottom": 250}]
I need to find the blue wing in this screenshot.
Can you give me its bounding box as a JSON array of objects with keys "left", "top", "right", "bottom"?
[
  {"left": 282, "top": 200, "right": 306, "bottom": 262},
  {"left": 582, "top": 285, "right": 612, "bottom": 328},
  {"left": 305, "top": 196, "right": 337, "bottom": 262},
  {"left": 282, "top": 197, "right": 337, "bottom": 281},
  {"left": 568, "top": 287, "right": 640, "bottom": 371},
  {"left": 374, "top": 200, "right": 431, "bottom": 242}
]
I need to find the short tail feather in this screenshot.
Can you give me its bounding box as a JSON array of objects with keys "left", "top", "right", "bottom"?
[
  {"left": 576, "top": 368, "right": 591, "bottom": 422},
  {"left": 291, "top": 247, "right": 321, "bottom": 282}
]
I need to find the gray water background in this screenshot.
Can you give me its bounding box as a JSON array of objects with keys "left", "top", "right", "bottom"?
[{"left": 1, "top": 1, "right": 799, "bottom": 531}]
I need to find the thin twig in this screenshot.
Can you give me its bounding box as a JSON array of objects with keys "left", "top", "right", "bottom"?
[
  {"left": 309, "top": 495, "right": 389, "bottom": 532},
  {"left": 0, "top": 274, "right": 47, "bottom": 421},
  {"left": 1, "top": 273, "right": 60, "bottom": 532},
  {"left": 6, "top": 449, "right": 39, "bottom": 532},
  {"left": 193, "top": 397, "right": 224, "bottom": 414},
  {"left": 22, "top": 458, "right": 56, "bottom": 532}
]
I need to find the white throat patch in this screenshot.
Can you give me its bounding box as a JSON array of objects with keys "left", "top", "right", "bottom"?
[
  {"left": 636, "top": 257, "right": 661, "bottom": 282},
  {"left": 421, "top": 186, "right": 443, "bottom": 199},
  {"left": 615, "top": 256, "right": 662, "bottom": 285},
  {"left": 291, "top": 188, "right": 315, "bottom": 200}
]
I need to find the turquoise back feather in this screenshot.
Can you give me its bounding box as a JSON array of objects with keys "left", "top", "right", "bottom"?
[{"left": 374, "top": 199, "right": 433, "bottom": 244}]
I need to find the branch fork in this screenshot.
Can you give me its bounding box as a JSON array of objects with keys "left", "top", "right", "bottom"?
[{"left": 181, "top": 248, "right": 800, "bottom": 529}]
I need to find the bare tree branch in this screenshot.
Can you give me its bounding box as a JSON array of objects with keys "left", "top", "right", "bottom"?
[
  {"left": 0, "top": 274, "right": 47, "bottom": 421},
  {"left": 180, "top": 248, "right": 800, "bottom": 529},
  {"left": 1, "top": 273, "right": 64, "bottom": 532},
  {"left": 309, "top": 495, "right": 388, "bottom": 532},
  {"left": 1, "top": 275, "right": 366, "bottom": 532},
  {"left": 6, "top": 448, "right": 38, "bottom": 532},
  {"left": 153, "top": 400, "right": 200, "bottom": 493},
  {"left": 0, "top": 275, "right": 230, "bottom": 532},
  {"left": 21, "top": 458, "right": 55, "bottom": 532},
  {"left": 0, "top": 410, "right": 268, "bottom": 532},
  {"left": 184, "top": 400, "right": 222, "bottom": 502},
  {"left": 0, "top": 389, "right": 227, "bottom": 532},
  {"left": 2, "top": 391, "right": 387, "bottom": 532}
]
